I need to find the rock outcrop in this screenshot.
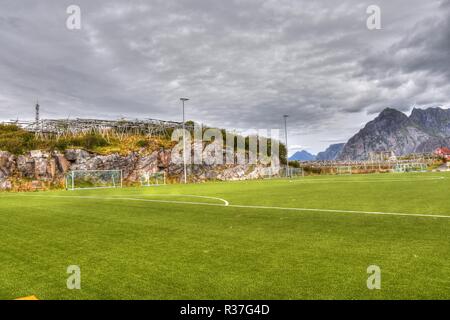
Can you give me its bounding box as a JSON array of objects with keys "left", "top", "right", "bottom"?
[
  {"left": 0, "top": 148, "right": 274, "bottom": 190},
  {"left": 0, "top": 151, "right": 15, "bottom": 189}
]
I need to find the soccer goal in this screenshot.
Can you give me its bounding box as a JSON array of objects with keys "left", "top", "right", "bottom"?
[
  {"left": 140, "top": 172, "right": 166, "bottom": 187},
  {"left": 336, "top": 166, "right": 352, "bottom": 175},
  {"left": 264, "top": 166, "right": 304, "bottom": 179},
  {"left": 65, "top": 170, "right": 123, "bottom": 190},
  {"left": 286, "top": 167, "right": 304, "bottom": 178},
  {"left": 392, "top": 163, "right": 427, "bottom": 173}
]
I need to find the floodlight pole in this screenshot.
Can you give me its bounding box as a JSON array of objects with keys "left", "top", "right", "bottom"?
[
  {"left": 180, "top": 98, "right": 189, "bottom": 184},
  {"left": 283, "top": 115, "right": 289, "bottom": 177}
]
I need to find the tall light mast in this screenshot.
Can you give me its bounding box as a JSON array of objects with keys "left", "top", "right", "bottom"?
[
  {"left": 180, "top": 98, "right": 189, "bottom": 184},
  {"left": 35, "top": 101, "right": 40, "bottom": 123},
  {"left": 283, "top": 115, "right": 289, "bottom": 177}
]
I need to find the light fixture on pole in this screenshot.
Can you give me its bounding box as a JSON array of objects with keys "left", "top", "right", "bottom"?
[
  {"left": 180, "top": 98, "right": 189, "bottom": 184},
  {"left": 283, "top": 115, "right": 289, "bottom": 177}
]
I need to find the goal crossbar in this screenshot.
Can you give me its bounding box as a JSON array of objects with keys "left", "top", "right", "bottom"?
[{"left": 65, "top": 170, "right": 123, "bottom": 190}]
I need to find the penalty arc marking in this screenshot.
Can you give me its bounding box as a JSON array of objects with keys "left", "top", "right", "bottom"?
[{"left": 110, "top": 194, "right": 230, "bottom": 206}]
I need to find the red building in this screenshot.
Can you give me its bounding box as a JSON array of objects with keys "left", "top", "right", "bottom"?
[{"left": 435, "top": 147, "right": 450, "bottom": 160}]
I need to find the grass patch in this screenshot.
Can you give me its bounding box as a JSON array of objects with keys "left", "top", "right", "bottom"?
[
  {"left": 0, "top": 172, "right": 449, "bottom": 299},
  {"left": 0, "top": 124, "right": 174, "bottom": 155}
]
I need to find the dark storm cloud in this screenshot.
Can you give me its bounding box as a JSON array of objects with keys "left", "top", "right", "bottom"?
[
  {"left": 358, "top": 0, "right": 450, "bottom": 114},
  {"left": 0, "top": 0, "right": 448, "bottom": 153}
]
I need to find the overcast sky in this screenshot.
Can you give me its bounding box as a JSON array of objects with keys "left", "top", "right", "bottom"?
[{"left": 1, "top": 0, "right": 449, "bottom": 154}]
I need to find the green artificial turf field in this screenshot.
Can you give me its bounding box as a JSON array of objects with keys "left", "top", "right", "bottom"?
[{"left": 0, "top": 172, "right": 449, "bottom": 300}]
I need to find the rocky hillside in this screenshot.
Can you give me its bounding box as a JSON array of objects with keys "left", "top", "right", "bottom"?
[
  {"left": 0, "top": 122, "right": 286, "bottom": 190},
  {"left": 338, "top": 108, "right": 450, "bottom": 160},
  {"left": 316, "top": 143, "right": 345, "bottom": 161},
  {"left": 0, "top": 148, "right": 275, "bottom": 191}
]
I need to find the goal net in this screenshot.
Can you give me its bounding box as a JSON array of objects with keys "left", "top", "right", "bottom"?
[
  {"left": 262, "top": 167, "right": 278, "bottom": 179},
  {"left": 286, "top": 167, "right": 304, "bottom": 178},
  {"left": 263, "top": 166, "right": 304, "bottom": 179},
  {"left": 336, "top": 166, "right": 352, "bottom": 175},
  {"left": 65, "top": 170, "right": 123, "bottom": 190},
  {"left": 140, "top": 172, "right": 166, "bottom": 187},
  {"left": 392, "top": 163, "right": 427, "bottom": 173}
]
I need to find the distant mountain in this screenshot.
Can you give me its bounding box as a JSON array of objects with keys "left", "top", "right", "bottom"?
[
  {"left": 316, "top": 143, "right": 345, "bottom": 161},
  {"left": 338, "top": 107, "right": 450, "bottom": 160},
  {"left": 409, "top": 107, "right": 450, "bottom": 137},
  {"left": 289, "top": 150, "right": 316, "bottom": 161}
]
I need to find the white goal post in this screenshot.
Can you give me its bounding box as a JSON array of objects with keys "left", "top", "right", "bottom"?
[
  {"left": 140, "top": 172, "right": 166, "bottom": 187},
  {"left": 65, "top": 170, "right": 123, "bottom": 190},
  {"left": 336, "top": 166, "right": 352, "bottom": 175},
  {"left": 392, "top": 162, "right": 427, "bottom": 173},
  {"left": 263, "top": 166, "right": 304, "bottom": 179},
  {"left": 286, "top": 167, "right": 304, "bottom": 178}
]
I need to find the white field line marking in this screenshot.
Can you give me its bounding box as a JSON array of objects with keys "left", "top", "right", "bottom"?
[
  {"left": 108, "top": 194, "right": 230, "bottom": 206},
  {"left": 290, "top": 176, "right": 446, "bottom": 184},
  {"left": 227, "top": 204, "right": 450, "bottom": 219},
  {"left": 7, "top": 194, "right": 450, "bottom": 220},
  {"left": 0, "top": 193, "right": 229, "bottom": 206},
  {"left": 8, "top": 195, "right": 228, "bottom": 208}
]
